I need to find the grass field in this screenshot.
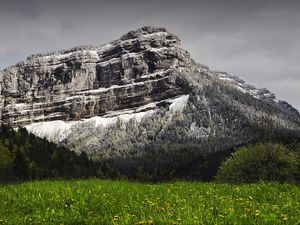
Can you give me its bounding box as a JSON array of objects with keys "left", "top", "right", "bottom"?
[{"left": 0, "top": 179, "right": 299, "bottom": 225}]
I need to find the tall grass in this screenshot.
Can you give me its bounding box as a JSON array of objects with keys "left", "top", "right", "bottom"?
[{"left": 0, "top": 179, "right": 299, "bottom": 224}]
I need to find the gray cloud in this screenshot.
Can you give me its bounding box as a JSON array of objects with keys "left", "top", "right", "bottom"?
[{"left": 0, "top": 0, "right": 299, "bottom": 110}]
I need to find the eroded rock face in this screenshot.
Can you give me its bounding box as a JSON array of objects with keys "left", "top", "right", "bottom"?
[
  {"left": 0, "top": 26, "right": 300, "bottom": 161},
  {"left": 0, "top": 26, "right": 193, "bottom": 127}
]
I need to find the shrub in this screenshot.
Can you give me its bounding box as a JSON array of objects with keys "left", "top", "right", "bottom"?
[{"left": 216, "top": 143, "right": 299, "bottom": 183}]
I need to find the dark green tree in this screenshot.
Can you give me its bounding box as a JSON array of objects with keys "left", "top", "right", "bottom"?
[
  {"left": 0, "top": 143, "right": 12, "bottom": 181},
  {"left": 12, "top": 148, "right": 30, "bottom": 180}
]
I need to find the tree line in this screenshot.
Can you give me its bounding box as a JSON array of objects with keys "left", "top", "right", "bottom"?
[
  {"left": 0, "top": 124, "right": 299, "bottom": 184},
  {"left": 0, "top": 125, "right": 100, "bottom": 183}
]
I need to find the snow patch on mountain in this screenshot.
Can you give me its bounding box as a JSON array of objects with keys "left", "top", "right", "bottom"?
[
  {"left": 25, "top": 94, "right": 189, "bottom": 143},
  {"left": 216, "top": 72, "right": 280, "bottom": 104},
  {"left": 169, "top": 95, "right": 189, "bottom": 112}
]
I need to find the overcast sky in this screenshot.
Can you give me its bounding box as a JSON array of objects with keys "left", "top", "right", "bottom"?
[{"left": 0, "top": 0, "right": 299, "bottom": 110}]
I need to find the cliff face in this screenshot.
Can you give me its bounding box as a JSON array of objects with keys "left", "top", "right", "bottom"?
[
  {"left": 0, "top": 26, "right": 300, "bottom": 160},
  {"left": 0, "top": 26, "right": 192, "bottom": 127}
]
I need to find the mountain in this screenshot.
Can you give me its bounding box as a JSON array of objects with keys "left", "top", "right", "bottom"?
[{"left": 1, "top": 26, "right": 300, "bottom": 177}]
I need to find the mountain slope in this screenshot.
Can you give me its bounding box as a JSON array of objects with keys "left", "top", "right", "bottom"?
[
  {"left": 0, "top": 26, "right": 299, "bottom": 166},
  {"left": 0, "top": 126, "right": 98, "bottom": 182}
]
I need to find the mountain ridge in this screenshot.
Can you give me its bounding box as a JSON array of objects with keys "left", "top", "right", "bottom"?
[
  {"left": 0, "top": 26, "right": 299, "bottom": 163},
  {"left": 0, "top": 26, "right": 298, "bottom": 117},
  {"left": 0, "top": 26, "right": 192, "bottom": 128}
]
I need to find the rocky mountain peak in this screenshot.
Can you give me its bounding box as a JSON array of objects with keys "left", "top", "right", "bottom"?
[
  {"left": 120, "top": 26, "right": 179, "bottom": 41},
  {"left": 0, "top": 26, "right": 299, "bottom": 160},
  {"left": 0, "top": 26, "right": 192, "bottom": 127}
]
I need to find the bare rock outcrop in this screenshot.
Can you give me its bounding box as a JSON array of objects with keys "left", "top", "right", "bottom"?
[{"left": 0, "top": 26, "right": 192, "bottom": 127}]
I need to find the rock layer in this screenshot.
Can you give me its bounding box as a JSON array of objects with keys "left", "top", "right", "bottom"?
[{"left": 0, "top": 26, "right": 192, "bottom": 127}]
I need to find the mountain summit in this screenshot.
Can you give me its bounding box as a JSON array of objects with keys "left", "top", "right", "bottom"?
[{"left": 0, "top": 26, "right": 299, "bottom": 163}]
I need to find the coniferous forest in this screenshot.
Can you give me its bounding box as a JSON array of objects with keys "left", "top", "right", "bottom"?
[
  {"left": 0, "top": 124, "right": 299, "bottom": 184},
  {"left": 0, "top": 126, "right": 99, "bottom": 183}
]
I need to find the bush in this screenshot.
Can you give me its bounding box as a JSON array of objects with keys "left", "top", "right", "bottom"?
[{"left": 216, "top": 143, "right": 299, "bottom": 183}]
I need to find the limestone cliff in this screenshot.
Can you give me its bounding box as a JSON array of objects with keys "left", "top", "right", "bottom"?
[
  {"left": 0, "top": 26, "right": 191, "bottom": 127},
  {"left": 0, "top": 26, "right": 299, "bottom": 161}
]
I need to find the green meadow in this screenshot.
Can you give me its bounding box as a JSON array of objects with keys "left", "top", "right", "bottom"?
[{"left": 0, "top": 179, "right": 299, "bottom": 225}]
